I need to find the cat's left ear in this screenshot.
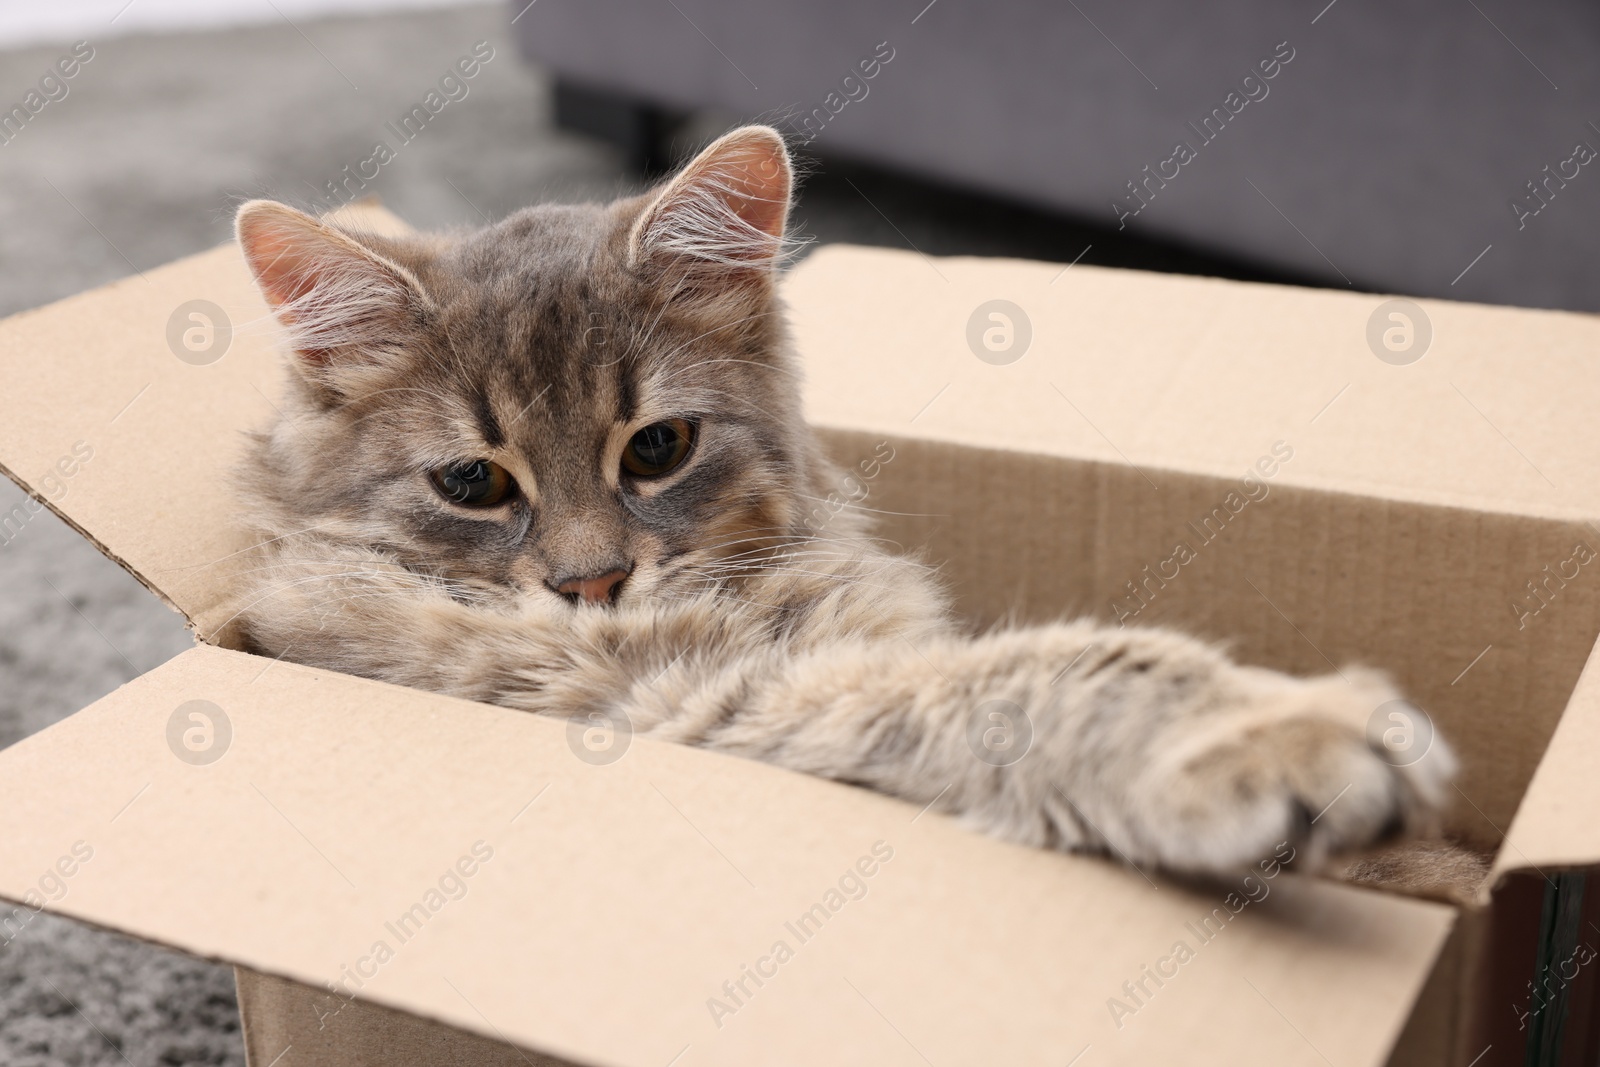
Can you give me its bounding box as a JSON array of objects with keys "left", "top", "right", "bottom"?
[{"left": 628, "top": 125, "right": 793, "bottom": 275}]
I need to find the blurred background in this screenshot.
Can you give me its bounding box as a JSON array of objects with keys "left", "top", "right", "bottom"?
[{"left": 0, "top": 0, "right": 1595, "bottom": 1062}]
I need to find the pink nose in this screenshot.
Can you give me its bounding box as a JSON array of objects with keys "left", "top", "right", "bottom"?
[{"left": 555, "top": 568, "right": 629, "bottom": 604}]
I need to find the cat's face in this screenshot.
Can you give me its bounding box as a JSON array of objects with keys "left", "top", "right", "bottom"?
[{"left": 237, "top": 127, "right": 820, "bottom": 606}]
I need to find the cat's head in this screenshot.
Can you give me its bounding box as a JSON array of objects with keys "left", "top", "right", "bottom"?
[{"left": 236, "top": 126, "right": 833, "bottom": 607}]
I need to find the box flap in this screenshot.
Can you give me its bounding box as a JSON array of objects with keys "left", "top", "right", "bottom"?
[
  {"left": 0, "top": 201, "right": 407, "bottom": 645},
  {"left": 789, "top": 245, "right": 1600, "bottom": 523},
  {"left": 0, "top": 645, "right": 1451, "bottom": 1066},
  {"left": 1497, "top": 633, "right": 1600, "bottom": 877}
]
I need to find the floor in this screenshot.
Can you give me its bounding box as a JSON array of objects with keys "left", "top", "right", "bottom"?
[{"left": 0, "top": 4, "right": 1308, "bottom": 1062}]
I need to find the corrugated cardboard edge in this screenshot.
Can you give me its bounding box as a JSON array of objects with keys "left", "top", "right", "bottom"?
[
  {"left": 234, "top": 967, "right": 572, "bottom": 1067},
  {"left": 0, "top": 451, "right": 198, "bottom": 633},
  {"left": 1495, "top": 632, "right": 1600, "bottom": 879}
]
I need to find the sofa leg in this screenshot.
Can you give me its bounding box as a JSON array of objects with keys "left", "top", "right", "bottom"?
[{"left": 552, "top": 79, "right": 684, "bottom": 176}]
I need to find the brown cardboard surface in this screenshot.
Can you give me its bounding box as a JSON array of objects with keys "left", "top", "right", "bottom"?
[{"left": 0, "top": 643, "right": 1451, "bottom": 1067}]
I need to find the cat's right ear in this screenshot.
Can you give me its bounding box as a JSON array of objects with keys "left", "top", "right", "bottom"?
[{"left": 235, "top": 200, "right": 429, "bottom": 396}]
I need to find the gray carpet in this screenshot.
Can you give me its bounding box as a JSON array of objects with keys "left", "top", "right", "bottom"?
[{"left": 0, "top": 5, "right": 1292, "bottom": 1062}]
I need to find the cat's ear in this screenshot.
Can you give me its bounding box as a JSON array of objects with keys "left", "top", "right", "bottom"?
[
  {"left": 628, "top": 125, "right": 793, "bottom": 276},
  {"left": 235, "top": 200, "right": 429, "bottom": 390}
]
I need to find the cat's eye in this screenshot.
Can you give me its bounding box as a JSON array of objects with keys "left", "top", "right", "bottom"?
[
  {"left": 430, "top": 459, "right": 515, "bottom": 507},
  {"left": 621, "top": 418, "right": 696, "bottom": 478}
]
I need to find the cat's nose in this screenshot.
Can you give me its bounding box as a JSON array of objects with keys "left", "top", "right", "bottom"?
[{"left": 552, "top": 567, "right": 630, "bottom": 605}]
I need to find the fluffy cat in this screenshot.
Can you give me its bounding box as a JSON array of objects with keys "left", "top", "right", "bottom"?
[{"left": 231, "top": 125, "right": 1459, "bottom": 880}]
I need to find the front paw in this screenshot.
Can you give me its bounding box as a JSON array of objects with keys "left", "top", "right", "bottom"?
[{"left": 1125, "top": 669, "right": 1456, "bottom": 877}]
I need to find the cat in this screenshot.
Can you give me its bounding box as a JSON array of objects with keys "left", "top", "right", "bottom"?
[{"left": 230, "top": 124, "right": 1461, "bottom": 883}]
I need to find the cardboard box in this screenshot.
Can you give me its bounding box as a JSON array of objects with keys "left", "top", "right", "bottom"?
[{"left": 1, "top": 203, "right": 1596, "bottom": 1065}]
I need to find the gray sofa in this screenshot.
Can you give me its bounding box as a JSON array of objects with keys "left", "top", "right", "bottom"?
[{"left": 514, "top": 0, "right": 1600, "bottom": 312}]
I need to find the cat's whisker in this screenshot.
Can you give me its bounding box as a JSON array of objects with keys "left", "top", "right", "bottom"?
[
  {"left": 641, "top": 584, "right": 789, "bottom": 613},
  {"left": 625, "top": 270, "right": 695, "bottom": 363},
  {"left": 792, "top": 494, "right": 943, "bottom": 521},
  {"left": 439, "top": 314, "right": 482, "bottom": 388},
  {"left": 343, "top": 390, "right": 468, "bottom": 427},
  {"left": 647, "top": 312, "right": 776, "bottom": 377},
  {"left": 700, "top": 556, "right": 896, "bottom": 573},
  {"left": 657, "top": 354, "right": 800, "bottom": 390},
  {"left": 154, "top": 519, "right": 349, "bottom": 573},
  {"left": 238, "top": 558, "right": 500, "bottom": 606},
  {"left": 706, "top": 557, "right": 901, "bottom": 578},
  {"left": 348, "top": 385, "right": 464, "bottom": 407},
  {"left": 702, "top": 540, "right": 897, "bottom": 566}
]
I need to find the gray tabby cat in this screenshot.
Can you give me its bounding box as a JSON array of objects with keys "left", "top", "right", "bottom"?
[{"left": 232, "top": 125, "right": 1456, "bottom": 879}]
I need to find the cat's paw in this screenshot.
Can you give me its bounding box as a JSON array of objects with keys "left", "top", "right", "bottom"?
[{"left": 1128, "top": 668, "right": 1456, "bottom": 877}]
